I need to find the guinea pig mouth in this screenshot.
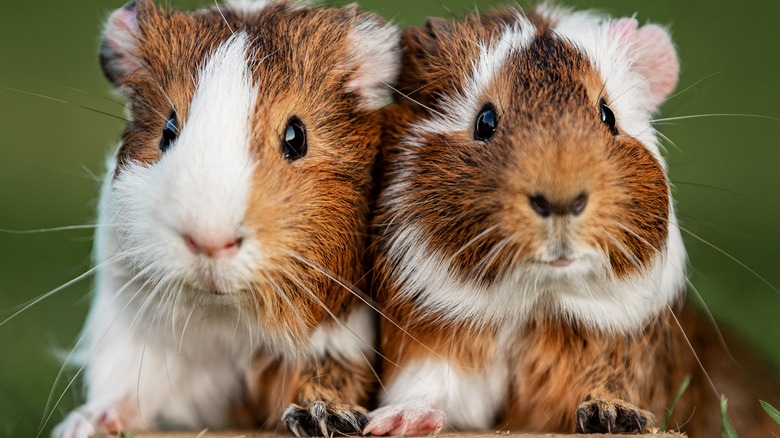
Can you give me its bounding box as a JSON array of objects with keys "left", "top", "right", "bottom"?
[{"left": 546, "top": 257, "right": 573, "bottom": 267}]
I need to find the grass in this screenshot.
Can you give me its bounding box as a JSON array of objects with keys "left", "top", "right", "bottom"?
[{"left": 661, "top": 377, "right": 691, "bottom": 431}]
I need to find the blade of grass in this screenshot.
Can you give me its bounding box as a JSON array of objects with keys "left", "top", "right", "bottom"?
[
  {"left": 761, "top": 400, "right": 780, "bottom": 426},
  {"left": 721, "top": 395, "right": 739, "bottom": 438},
  {"left": 661, "top": 376, "right": 691, "bottom": 430}
]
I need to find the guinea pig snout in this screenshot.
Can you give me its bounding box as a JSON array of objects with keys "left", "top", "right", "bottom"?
[
  {"left": 528, "top": 192, "right": 588, "bottom": 218},
  {"left": 183, "top": 233, "right": 242, "bottom": 259}
]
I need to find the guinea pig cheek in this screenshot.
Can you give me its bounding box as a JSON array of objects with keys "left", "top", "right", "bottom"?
[{"left": 585, "top": 137, "right": 670, "bottom": 280}]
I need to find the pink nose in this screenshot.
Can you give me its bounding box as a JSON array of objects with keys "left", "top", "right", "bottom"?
[{"left": 183, "top": 234, "right": 242, "bottom": 258}]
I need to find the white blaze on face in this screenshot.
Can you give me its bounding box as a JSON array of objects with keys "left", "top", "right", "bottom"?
[
  {"left": 166, "top": 33, "right": 255, "bottom": 243},
  {"left": 414, "top": 12, "right": 537, "bottom": 138},
  {"left": 110, "top": 33, "right": 260, "bottom": 292}
]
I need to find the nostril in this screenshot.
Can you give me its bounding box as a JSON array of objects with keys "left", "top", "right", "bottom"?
[
  {"left": 570, "top": 193, "right": 588, "bottom": 216},
  {"left": 183, "top": 234, "right": 201, "bottom": 256},
  {"left": 529, "top": 195, "right": 552, "bottom": 218},
  {"left": 219, "top": 238, "right": 242, "bottom": 258}
]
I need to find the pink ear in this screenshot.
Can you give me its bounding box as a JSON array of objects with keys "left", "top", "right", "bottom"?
[
  {"left": 100, "top": 2, "right": 145, "bottom": 86},
  {"left": 609, "top": 18, "right": 679, "bottom": 107}
]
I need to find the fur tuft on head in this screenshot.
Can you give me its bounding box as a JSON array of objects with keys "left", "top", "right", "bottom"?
[{"left": 340, "top": 5, "right": 401, "bottom": 110}]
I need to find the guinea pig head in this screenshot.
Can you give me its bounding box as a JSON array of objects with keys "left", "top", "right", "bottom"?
[
  {"left": 98, "top": 0, "right": 399, "bottom": 345},
  {"left": 378, "top": 8, "right": 685, "bottom": 333}
]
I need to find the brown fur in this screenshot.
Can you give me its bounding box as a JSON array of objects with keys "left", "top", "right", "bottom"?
[
  {"left": 374, "top": 6, "right": 780, "bottom": 437},
  {"left": 101, "top": 0, "right": 390, "bottom": 433}
]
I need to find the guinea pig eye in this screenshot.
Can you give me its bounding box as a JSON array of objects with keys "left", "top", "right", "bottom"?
[
  {"left": 160, "top": 111, "right": 179, "bottom": 152},
  {"left": 474, "top": 104, "right": 498, "bottom": 141},
  {"left": 599, "top": 99, "right": 618, "bottom": 135},
  {"left": 282, "top": 117, "right": 307, "bottom": 161}
]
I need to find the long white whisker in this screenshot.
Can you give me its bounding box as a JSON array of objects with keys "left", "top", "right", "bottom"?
[
  {"left": 276, "top": 264, "right": 414, "bottom": 392},
  {"left": 652, "top": 113, "right": 780, "bottom": 123},
  {"left": 283, "top": 251, "right": 452, "bottom": 364},
  {"left": 214, "top": 0, "right": 235, "bottom": 34},
  {"left": 37, "top": 264, "right": 155, "bottom": 436},
  {"left": 2, "top": 253, "right": 124, "bottom": 327},
  {"left": 0, "top": 224, "right": 108, "bottom": 234},
  {"left": 178, "top": 293, "right": 201, "bottom": 356},
  {"left": 444, "top": 223, "right": 500, "bottom": 265}
]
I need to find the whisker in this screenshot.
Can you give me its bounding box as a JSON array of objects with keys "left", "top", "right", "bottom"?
[
  {"left": 283, "top": 251, "right": 458, "bottom": 367},
  {"left": 385, "top": 83, "right": 446, "bottom": 118},
  {"left": 47, "top": 81, "right": 128, "bottom": 109},
  {"left": 1, "top": 87, "right": 129, "bottom": 122},
  {"left": 276, "top": 255, "right": 441, "bottom": 389},
  {"left": 38, "top": 265, "right": 155, "bottom": 435},
  {"left": 444, "top": 223, "right": 500, "bottom": 265},
  {"left": 178, "top": 293, "right": 201, "bottom": 356},
  {"left": 639, "top": 208, "right": 780, "bottom": 296},
  {"left": 653, "top": 113, "right": 780, "bottom": 123},
  {"left": 0, "top": 224, "right": 107, "bottom": 234},
  {"left": 214, "top": 0, "right": 235, "bottom": 34},
  {"left": 2, "top": 253, "right": 124, "bottom": 327},
  {"left": 664, "top": 72, "right": 721, "bottom": 102}
]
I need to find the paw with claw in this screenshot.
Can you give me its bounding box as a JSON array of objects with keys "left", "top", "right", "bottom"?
[
  {"left": 284, "top": 401, "right": 368, "bottom": 437},
  {"left": 576, "top": 398, "right": 651, "bottom": 434}
]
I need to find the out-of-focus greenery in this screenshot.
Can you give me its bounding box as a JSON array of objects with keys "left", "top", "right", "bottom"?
[{"left": 0, "top": 1, "right": 778, "bottom": 436}]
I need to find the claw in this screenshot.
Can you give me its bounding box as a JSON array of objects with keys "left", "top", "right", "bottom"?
[
  {"left": 340, "top": 411, "right": 362, "bottom": 434},
  {"left": 286, "top": 417, "right": 302, "bottom": 437},
  {"left": 319, "top": 417, "right": 329, "bottom": 437},
  {"left": 577, "top": 409, "right": 587, "bottom": 433}
]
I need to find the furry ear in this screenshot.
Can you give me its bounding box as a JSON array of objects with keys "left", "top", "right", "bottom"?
[
  {"left": 608, "top": 18, "right": 679, "bottom": 108},
  {"left": 402, "top": 16, "right": 453, "bottom": 58},
  {"left": 340, "top": 6, "right": 401, "bottom": 110},
  {"left": 100, "top": 0, "right": 155, "bottom": 86}
]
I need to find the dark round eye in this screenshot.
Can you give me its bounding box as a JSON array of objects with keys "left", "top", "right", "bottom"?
[
  {"left": 160, "top": 112, "right": 179, "bottom": 152},
  {"left": 599, "top": 99, "right": 618, "bottom": 135},
  {"left": 282, "top": 117, "right": 307, "bottom": 161},
  {"left": 474, "top": 104, "right": 498, "bottom": 141}
]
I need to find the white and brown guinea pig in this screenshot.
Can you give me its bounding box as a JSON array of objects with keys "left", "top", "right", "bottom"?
[
  {"left": 52, "top": 0, "right": 399, "bottom": 437},
  {"left": 366, "top": 5, "right": 780, "bottom": 437}
]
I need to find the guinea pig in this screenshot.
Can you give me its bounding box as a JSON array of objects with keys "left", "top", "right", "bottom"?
[
  {"left": 365, "top": 5, "right": 780, "bottom": 437},
  {"left": 52, "top": 1, "right": 399, "bottom": 437}
]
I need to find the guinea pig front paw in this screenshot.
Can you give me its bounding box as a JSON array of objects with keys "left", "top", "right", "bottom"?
[
  {"left": 363, "top": 404, "right": 445, "bottom": 436},
  {"left": 283, "top": 401, "right": 368, "bottom": 437},
  {"left": 576, "top": 398, "right": 649, "bottom": 434},
  {"left": 52, "top": 407, "right": 125, "bottom": 438}
]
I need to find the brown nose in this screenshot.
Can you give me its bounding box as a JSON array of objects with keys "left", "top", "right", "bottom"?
[{"left": 528, "top": 192, "right": 588, "bottom": 218}]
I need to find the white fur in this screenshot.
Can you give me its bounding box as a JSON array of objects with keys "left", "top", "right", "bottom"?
[
  {"left": 547, "top": 8, "right": 668, "bottom": 165},
  {"left": 385, "top": 223, "right": 685, "bottom": 335},
  {"left": 344, "top": 16, "right": 401, "bottom": 110},
  {"left": 375, "top": 357, "right": 509, "bottom": 431},
  {"left": 309, "top": 303, "right": 375, "bottom": 362},
  {"left": 56, "top": 34, "right": 283, "bottom": 437},
  {"left": 225, "top": 0, "right": 271, "bottom": 13}
]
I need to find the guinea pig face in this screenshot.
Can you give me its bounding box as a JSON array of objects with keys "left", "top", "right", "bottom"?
[
  {"left": 99, "top": 1, "right": 398, "bottom": 339},
  {"left": 379, "top": 8, "right": 686, "bottom": 332}
]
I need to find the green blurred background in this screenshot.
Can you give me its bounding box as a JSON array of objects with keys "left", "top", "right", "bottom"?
[{"left": 0, "top": 0, "right": 778, "bottom": 436}]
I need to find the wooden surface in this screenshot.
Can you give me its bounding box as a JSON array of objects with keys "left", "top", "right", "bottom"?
[{"left": 132, "top": 431, "right": 686, "bottom": 437}]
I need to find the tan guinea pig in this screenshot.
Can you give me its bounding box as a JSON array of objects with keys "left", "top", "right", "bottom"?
[
  {"left": 52, "top": 1, "right": 399, "bottom": 437},
  {"left": 365, "top": 5, "right": 780, "bottom": 437}
]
